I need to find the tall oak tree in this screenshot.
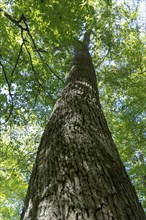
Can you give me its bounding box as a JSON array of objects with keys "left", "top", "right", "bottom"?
[{"left": 21, "top": 32, "right": 145, "bottom": 220}]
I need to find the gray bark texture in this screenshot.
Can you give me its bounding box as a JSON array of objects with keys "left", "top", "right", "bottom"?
[{"left": 21, "top": 38, "right": 146, "bottom": 219}]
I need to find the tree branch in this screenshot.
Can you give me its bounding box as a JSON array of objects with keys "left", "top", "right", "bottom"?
[
  {"left": 22, "top": 19, "right": 65, "bottom": 83},
  {"left": 1, "top": 9, "right": 64, "bottom": 83},
  {"left": 24, "top": 42, "right": 46, "bottom": 91},
  {"left": 0, "top": 59, "right": 14, "bottom": 125},
  {"left": 0, "top": 8, "right": 27, "bottom": 30},
  {"left": 21, "top": 32, "right": 54, "bottom": 100},
  {"left": 10, "top": 42, "right": 24, "bottom": 84}
]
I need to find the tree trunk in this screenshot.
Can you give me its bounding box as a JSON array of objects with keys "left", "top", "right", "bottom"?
[{"left": 21, "top": 37, "right": 145, "bottom": 219}]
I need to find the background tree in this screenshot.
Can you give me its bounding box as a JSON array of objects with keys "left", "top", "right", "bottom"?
[{"left": 0, "top": 0, "right": 146, "bottom": 219}]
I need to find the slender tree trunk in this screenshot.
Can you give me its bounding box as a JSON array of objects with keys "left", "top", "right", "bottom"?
[{"left": 21, "top": 36, "right": 145, "bottom": 219}]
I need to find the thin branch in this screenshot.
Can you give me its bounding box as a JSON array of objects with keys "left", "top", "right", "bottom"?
[
  {"left": 0, "top": 43, "right": 24, "bottom": 124},
  {"left": 21, "top": 32, "right": 45, "bottom": 90},
  {"left": 1, "top": 9, "right": 64, "bottom": 83},
  {"left": 97, "top": 46, "right": 111, "bottom": 66},
  {"left": 22, "top": 20, "right": 65, "bottom": 83},
  {"left": 45, "top": 63, "right": 65, "bottom": 83},
  {"left": 21, "top": 31, "right": 54, "bottom": 100},
  {"left": 0, "top": 60, "right": 14, "bottom": 125},
  {"left": 24, "top": 42, "right": 46, "bottom": 91},
  {"left": 10, "top": 42, "right": 24, "bottom": 84},
  {"left": 0, "top": 9, "right": 27, "bottom": 31}
]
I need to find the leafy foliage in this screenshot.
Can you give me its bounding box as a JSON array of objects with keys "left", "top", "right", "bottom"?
[{"left": 0, "top": 0, "right": 146, "bottom": 218}]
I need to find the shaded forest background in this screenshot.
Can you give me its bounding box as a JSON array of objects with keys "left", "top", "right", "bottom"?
[{"left": 0, "top": 0, "right": 146, "bottom": 219}]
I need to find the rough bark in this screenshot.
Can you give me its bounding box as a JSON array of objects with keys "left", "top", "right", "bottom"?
[{"left": 21, "top": 38, "right": 146, "bottom": 219}]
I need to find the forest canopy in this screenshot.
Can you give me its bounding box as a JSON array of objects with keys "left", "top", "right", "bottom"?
[{"left": 0, "top": 0, "right": 146, "bottom": 219}]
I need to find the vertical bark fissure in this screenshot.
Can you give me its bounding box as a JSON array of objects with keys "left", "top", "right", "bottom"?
[{"left": 78, "top": 139, "right": 101, "bottom": 211}]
